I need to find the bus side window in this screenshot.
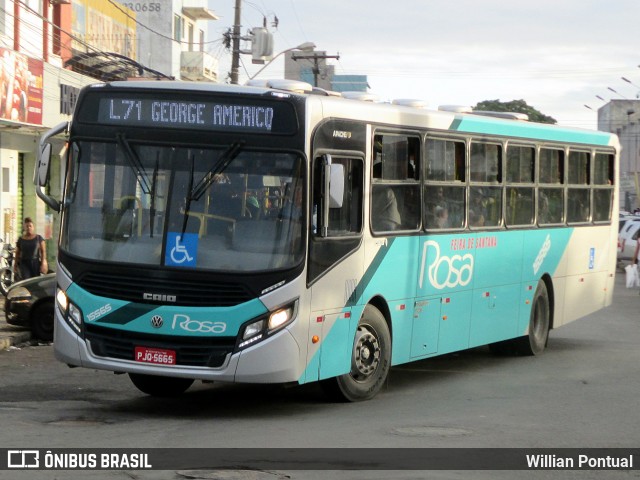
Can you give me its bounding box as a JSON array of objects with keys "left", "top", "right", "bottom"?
[
  {"left": 424, "top": 185, "right": 465, "bottom": 229},
  {"left": 539, "top": 148, "right": 565, "bottom": 225},
  {"left": 425, "top": 138, "right": 466, "bottom": 229},
  {"left": 505, "top": 145, "right": 535, "bottom": 227},
  {"left": 313, "top": 157, "right": 363, "bottom": 236},
  {"left": 469, "top": 142, "right": 502, "bottom": 227},
  {"left": 567, "top": 150, "right": 590, "bottom": 224},
  {"left": 593, "top": 152, "right": 614, "bottom": 222},
  {"left": 371, "top": 134, "right": 420, "bottom": 232},
  {"left": 309, "top": 156, "right": 363, "bottom": 283}
]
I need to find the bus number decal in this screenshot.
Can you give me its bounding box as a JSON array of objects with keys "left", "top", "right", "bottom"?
[
  {"left": 87, "top": 304, "right": 112, "bottom": 321},
  {"left": 419, "top": 240, "right": 474, "bottom": 290}
]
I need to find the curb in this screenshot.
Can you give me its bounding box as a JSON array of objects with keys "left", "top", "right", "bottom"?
[
  {"left": 0, "top": 329, "right": 32, "bottom": 350},
  {"left": 1, "top": 310, "right": 33, "bottom": 350}
]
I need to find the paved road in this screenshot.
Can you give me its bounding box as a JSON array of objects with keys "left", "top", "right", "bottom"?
[{"left": 0, "top": 272, "right": 638, "bottom": 480}]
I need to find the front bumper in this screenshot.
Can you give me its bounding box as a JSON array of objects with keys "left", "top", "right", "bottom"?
[{"left": 53, "top": 307, "right": 303, "bottom": 384}]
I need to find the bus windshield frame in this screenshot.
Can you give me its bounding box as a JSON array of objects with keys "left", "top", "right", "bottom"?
[{"left": 61, "top": 138, "right": 306, "bottom": 273}]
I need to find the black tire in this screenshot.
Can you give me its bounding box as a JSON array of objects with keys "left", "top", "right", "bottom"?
[
  {"left": 321, "top": 305, "right": 391, "bottom": 402},
  {"left": 30, "top": 301, "right": 55, "bottom": 342},
  {"left": 129, "top": 373, "right": 194, "bottom": 397},
  {"left": 0, "top": 267, "right": 13, "bottom": 296},
  {"left": 491, "top": 280, "right": 550, "bottom": 356},
  {"left": 515, "top": 280, "right": 550, "bottom": 355}
]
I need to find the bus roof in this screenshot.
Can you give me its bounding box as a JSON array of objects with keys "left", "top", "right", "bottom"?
[{"left": 92, "top": 80, "right": 618, "bottom": 149}]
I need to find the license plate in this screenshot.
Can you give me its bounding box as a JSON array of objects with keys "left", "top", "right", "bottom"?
[{"left": 134, "top": 346, "right": 176, "bottom": 365}]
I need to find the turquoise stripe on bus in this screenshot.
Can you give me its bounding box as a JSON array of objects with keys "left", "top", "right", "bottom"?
[
  {"left": 301, "top": 227, "right": 575, "bottom": 382},
  {"left": 451, "top": 117, "right": 613, "bottom": 146},
  {"left": 66, "top": 283, "right": 268, "bottom": 337}
]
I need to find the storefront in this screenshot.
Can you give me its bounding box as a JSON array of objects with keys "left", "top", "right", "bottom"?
[{"left": 0, "top": 48, "right": 96, "bottom": 265}]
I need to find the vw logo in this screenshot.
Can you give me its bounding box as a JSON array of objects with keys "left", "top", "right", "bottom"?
[{"left": 151, "top": 315, "right": 164, "bottom": 328}]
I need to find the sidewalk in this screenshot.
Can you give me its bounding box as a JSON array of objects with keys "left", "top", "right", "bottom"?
[{"left": 0, "top": 309, "right": 32, "bottom": 350}]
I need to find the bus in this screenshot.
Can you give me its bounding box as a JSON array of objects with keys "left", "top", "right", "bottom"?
[{"left": 35, "top": 80, "right": 619, "bottom": 401}]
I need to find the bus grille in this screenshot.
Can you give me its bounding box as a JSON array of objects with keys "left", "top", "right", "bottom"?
[
  {"left": 76, "top": 271, "right": 253, "bottom": 307},
  {"left": 84, "top": 324, "right": 236, "bottom": 368}
]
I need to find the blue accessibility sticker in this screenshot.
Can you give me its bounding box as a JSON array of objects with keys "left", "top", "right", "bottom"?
[{"left": 165, "top": 232, "right": 198, "bottom": 267}]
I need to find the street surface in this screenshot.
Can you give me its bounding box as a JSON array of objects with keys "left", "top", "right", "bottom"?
[{"left": 0, "top": 272, "right": 638, "bottom": 480}]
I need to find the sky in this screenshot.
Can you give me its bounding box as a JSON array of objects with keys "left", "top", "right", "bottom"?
[{"left": 206, "top": 0, "right": 640, "bottom": 130}]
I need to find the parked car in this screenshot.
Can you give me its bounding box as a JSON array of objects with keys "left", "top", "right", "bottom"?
[
  {"left": 618, "top": 218, "right": 640, "bottom": 262},
  {"left": 3, "top": 273, "right": 55, "bottom": 341}
]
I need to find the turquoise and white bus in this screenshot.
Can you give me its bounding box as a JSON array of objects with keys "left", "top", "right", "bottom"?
[{"left": 35, "top": 80, "right": 619, "bottom": 401}]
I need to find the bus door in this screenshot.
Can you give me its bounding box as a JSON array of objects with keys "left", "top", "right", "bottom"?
[{"left": 414, "top": 234, "right": 474, "bottom": 358}]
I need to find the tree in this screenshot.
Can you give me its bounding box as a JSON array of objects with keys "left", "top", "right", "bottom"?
[{"left": 473, "top": 99, "right": 556, "bottom": 124}]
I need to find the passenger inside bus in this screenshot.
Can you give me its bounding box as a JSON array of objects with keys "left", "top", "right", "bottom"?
[
  {"left": 372, "top": 186, "right": 401, "bottom": 231},
  {"left": 434, "top": 205, "right": 449, "bottom": 228},
  {"left": 281, "top": 184, "right": 303, "bottom": 221}
]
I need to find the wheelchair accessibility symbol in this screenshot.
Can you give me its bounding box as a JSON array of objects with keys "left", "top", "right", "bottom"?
[{"left": 165, "top": 232, "right": 198, "bottom": 267}]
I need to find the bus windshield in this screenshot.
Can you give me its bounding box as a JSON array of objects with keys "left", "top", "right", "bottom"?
[{"left": 61, "top": 140, "right": 305, "bottom": 272}]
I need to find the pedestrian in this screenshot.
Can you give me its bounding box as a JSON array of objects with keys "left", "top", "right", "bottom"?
[{"left": 14, "top": 217, "right": 47, "bottom": 280}]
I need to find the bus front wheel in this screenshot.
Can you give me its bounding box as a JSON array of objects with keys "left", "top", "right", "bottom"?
[
  {"left": 128, "top": 373, "right": 194, "bottom": 397},
  {"left": 321, "top": 305, "right": 391, "bottom": 402}
]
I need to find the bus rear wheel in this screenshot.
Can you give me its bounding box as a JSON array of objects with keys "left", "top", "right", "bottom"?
[
  {"left": 128, "top": 373, "right": 194, "bottom": 397},
  {"left": 321, "top": 305, "right": 391, "bottom": 402},
  {"left": 516, "top": 280, "right": 550, "bottom": 355},
  {"left": 490, "top": 280, "right": 550, "bottom": 356}
]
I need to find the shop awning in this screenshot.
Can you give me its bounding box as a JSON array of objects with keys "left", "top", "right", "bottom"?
[{"left": 65, "top": 51, "right": 173, "bottom": 82}]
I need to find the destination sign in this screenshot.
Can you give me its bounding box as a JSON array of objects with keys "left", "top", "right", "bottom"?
[{"left": 86, "top": 94, "right": 298, "bottom": 134}]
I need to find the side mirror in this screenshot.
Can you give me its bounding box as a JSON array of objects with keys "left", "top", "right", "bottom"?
[
  {"left": 35, "top": 143, "right": 52, "bottom": 187},
  {"left": 329, "top": 163, "right": 344, "bottom": 208},
  {"left": 34, "top": 121, "right": 67, "bottom": 212},
  {"left": 318, "top": 154, "right": 345, "bottom": 237}
]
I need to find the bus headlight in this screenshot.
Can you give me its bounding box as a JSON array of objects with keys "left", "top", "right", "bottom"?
[
  {"left": 268, "top": 303, "right": 297, "bottom": 331},
  {"left": 56, "top": 288, "right": 83, "bottom": 335},
  {"left": 237, "top": 300, "right": 298, "bottom": 350},
  {"left": 242, "top": 319, "right": 265, "bottom": 340},
  {"left": 56, "top": 288, "right": 68, "bottom": 311}
]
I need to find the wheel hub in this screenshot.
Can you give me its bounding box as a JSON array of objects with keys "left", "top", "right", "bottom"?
[{"left": 352, "top": 326, "right": 380, "bottom": 378}]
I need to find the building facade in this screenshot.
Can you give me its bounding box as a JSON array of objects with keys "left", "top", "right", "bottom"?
[
  {"left": 119, "top": 0, "right": 218, "bottom": 82},
  {"left": 598, "top": 99, "right": 640, "bottom": 210}
]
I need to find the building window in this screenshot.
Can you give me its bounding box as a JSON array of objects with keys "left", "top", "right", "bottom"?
[
  {"left": 188, "top": 23, "right": 194, "bottom": 51},
  {"left": 174, "top": 14, "right": 182, "bottom": 41},
  {"left": 2, "top": 168, "right": 9, "bottom": 193}
]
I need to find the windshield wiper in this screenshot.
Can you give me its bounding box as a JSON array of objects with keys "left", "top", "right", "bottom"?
[
  {"left": 116, "top": 133, "right": 151, "bottom": 194},
  {"left": 180, "top": 153, "right": 195, "bottom": 241},
  {"left": 149, "top": 153, "right": 159, "bottom": 238},
  {"left": 190, "top": 141, "right": 244, "bottom": 201}
]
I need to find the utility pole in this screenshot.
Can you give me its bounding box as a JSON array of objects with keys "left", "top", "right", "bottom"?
[
  {"left": 291, "top": 51, "right": 340, "bottom": 87},
  {"left": 230, "top": 0, "right": 242, "bottom": 84}
]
